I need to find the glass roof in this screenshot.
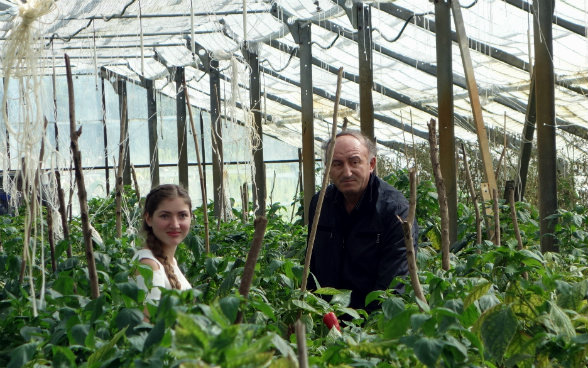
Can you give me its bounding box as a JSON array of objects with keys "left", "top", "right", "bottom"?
[{"left": 1, "top": 0, "right": 586, "bottom": 161}]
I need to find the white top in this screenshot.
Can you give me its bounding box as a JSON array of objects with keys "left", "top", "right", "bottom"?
[{"left": 133, "top": 248, "right": 192, "bottom": 301}]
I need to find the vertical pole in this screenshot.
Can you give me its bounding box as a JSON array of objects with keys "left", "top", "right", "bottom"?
[
  {"left": 117, "top": 79, "right": 131, "bottom": 186},
  {"left": 244, "top": 43, "right": 266, "bottom": 216},
  {"left": 298, "top": 22, "right": 315, "bottom": 225},
  {"left": 514, "top": 72, "right": 536, "bottom": 201},
  {"left": 533, "top": 0, "right": 558, "bottom": 253},
  {"left": 100, "top": 74, "right": 110, "bottom": 194},
  {"left": 451, "top": 0, "right": 496, "bottom": 192},
  {"left": 175, "top": 67, "right": 189, "bottom": 190},
  {"left": 356, "top": 2, "right": 374, "bottom": 141},
  {"left": 146, "top": 78, "right": 160, "bottom": 188},
  {"left": 209, "top": 59, "right": 224, "bottom": 217},
  {"left": 435, "top": 0, "right": 457, "bottom": 245}
]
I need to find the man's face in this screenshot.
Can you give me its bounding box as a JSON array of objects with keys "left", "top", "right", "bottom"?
[{"left": 329, "top": 135, "right": 376, "bottom": 200}]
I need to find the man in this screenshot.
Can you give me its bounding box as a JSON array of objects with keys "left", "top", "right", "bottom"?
[{"left": 308, "top": 130, "right": 418, "bottom": 312}]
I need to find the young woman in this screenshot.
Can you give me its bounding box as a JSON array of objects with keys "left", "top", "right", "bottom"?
[{"left": 134, "top": 184, "right": 192, "bottom": 301}]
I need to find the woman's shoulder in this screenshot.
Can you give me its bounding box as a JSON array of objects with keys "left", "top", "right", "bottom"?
[{"left": 133, "top": 248, "right": 161, "bottom": 269}]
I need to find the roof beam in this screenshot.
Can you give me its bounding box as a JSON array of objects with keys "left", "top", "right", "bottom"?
[
  {"left": 502, "top": 0, "right": 587, "bottom": 36},
  {"left": 377, "top": 2, "right": 588, "bottom": 97}
]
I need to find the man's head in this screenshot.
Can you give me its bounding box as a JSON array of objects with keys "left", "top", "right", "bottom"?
[{"left": 324, "top": 130, "right": 376, "bottom": 204}]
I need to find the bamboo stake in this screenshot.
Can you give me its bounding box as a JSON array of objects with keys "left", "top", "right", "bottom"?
[
  {"left": 55, "top": 169, "right": 71, "bottom": 258},
  {"left": 300, "top": 67, "right": 344, "bottom": 294},
  {"left": 494, "top": 112, "right": 508, "bottom": 183},
  {"left": 295, "top": 320, "right": 309, "bottom": 368},
  {"left": 236, "top": 216, "right": 268, "bottom": 324},
  {"left": 427, "top": 119, "right": 450, "bottom": 271},
  {"left": 508, "top": 186, "right": 523, "bottom": 251},
  {"left": 398, "top": 168, "right": 427, "bottom": 308},
  {"left": 461, "top": 143, "right": 482, "bottom": 245},
  {"left": 115, "top": 80, "right": 127, "bottom": 238},
  {"left": 492, "top": 188, "right": 501, "bottom": 247},
  {"left": 183, "top": 77, "right": 210, "bottom": 253},
  {"left": 65, "top": 54, "right": 100, "bottom": 299}
]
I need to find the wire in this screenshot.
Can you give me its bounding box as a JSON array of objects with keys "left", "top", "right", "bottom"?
[
  {"left": 311, "top": 33, "right": 339, "bottom": 50},
  {"left": 373, "top": 11, "right": 434, "bottom": 43},
  {"left": 259, "top": 46, "right": 298, "bottom": 73}
]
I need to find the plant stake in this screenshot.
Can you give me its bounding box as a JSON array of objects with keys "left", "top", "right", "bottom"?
[
  {"left": 427, "top": 118, "right": 450, "bottom": 271},
  {"left": 65, "top": 54, "right": 100, "bottom": 299}
]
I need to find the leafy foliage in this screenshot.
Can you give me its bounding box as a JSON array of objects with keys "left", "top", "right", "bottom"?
[{"left": 1, "top": 176, "right": 587, "bottom": 367}]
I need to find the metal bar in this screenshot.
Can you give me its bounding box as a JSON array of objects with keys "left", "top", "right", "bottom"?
[
  {"left": 146, "top": 78, "right": 160, "bottom": 188},
  {"left": 503, "top": 0, "right": 587, "bottom": 36},
  {"left": 435, "top": 0, "right": 457, "bottom": 245},
  {"left": 533, "top": 0, "right": 558, "bottom": 253},
  {"left": 451, "top": 0, "right": 497, "bottom": 192},
  {"left": 175, "top": 67, "right": 189, "bottom": 190}
]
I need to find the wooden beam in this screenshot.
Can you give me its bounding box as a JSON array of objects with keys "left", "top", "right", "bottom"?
[{"left": 451, "top": 0, "right": 497, "bottom": 192}]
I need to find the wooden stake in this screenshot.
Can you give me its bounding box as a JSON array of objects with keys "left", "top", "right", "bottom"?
[
  {"left": 65, "top": 54, "right": 100, "bottom": 299},
  {"left": 398, "top": 168, "right": 427, "bottom": 308},
  {"left": 130, "top": 163, "right": 141, "bottom": 202},
  {"left": 427, "top": 119, "right": 450, "bottom": 271},
  {"left": 183, "top": 77, "right": 210, "bottom": 253},
  {"left": 47, "top": 203, "right": 57, "bottom": 273},
  {"left": 300, "top": 67, "right": 344, "bottom": 294},
  {"left": 115, "top": 78, "right": 127, "bottom": 238},
  {"left": 295, "top": 319, "right": 309, "bottom": 368},
  {"left": 461, "top": 143, "right": 482, "bottom": 245},
  {"left": 236, "top": 216, "right": 268, "bottom": 324},
  {"left": 492, "top": 188, "right": 501, "bottom": 247},
  {"left": 240, "top": 182, "right": 249, "bottom": 223}
]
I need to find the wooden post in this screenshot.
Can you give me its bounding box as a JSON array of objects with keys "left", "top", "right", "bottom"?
[
  {"left": 65, "top": 54, "right": 100, "bottom": 299},
  {"left": 427, "top": 119, "right": 450, "bottom": 271},
  {"left": 451, "top": 0, "right": 497, "bottom": 193},
  {"left": 236, "top": 216, "right": 268, "bottom": 324}
]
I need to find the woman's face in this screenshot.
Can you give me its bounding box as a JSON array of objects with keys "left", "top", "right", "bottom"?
[{"left": 145, "top": 197, "right": 191, "bottom": 248}]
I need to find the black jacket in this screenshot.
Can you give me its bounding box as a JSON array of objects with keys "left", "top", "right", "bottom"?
[{"left": 308, "top": 174, "right": 418, "bottom": 311}]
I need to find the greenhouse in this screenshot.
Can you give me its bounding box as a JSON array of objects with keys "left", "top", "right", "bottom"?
[{"left": 1, "top": 0, "right": 587, "bottom": 367}]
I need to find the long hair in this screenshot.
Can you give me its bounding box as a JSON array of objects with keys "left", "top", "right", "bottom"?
[{"left": 142, "top": 184, "right": 192, "bottom": 289}]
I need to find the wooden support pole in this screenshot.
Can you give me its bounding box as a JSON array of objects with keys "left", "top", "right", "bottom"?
[
  {"left": 451, "top": 0, "right": 497, "bottom": 192},
  {"left": 461, "top": 143, "right": 482, "bottom": 245},
  {"left": 236, "top": 216, "right": 268, "bottom": 324},
  {"left": 428, "top": 119, "right": 450, "bottom": 271},
  {"left": 300, "top": 67, "right": 344, "bottom": 294},
  {"left": 65, "top": 54, "right": 100, "bottom": 299},
  {"left": 184, "top": 79, "right": 210, "bottom": 254},
  {"left": 398, "top": 168, "right": 427, "bottom": 308},
  {"left": 295, "top": 320, "right": 309, "bottom": 368}
]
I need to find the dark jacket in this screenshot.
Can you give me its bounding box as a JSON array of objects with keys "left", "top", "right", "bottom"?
[{"left": 308, "top": 174, "right": 418, "bottom": 311}]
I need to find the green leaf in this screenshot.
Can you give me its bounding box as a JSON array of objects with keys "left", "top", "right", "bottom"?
[
  {"left": 143, "top": 318, "right": 165, "bottom": 352},
  {"left": 271, "top": 333, "right": 295, "bottom": 359},
  {"left": 381, "top": 296, "right": 405, "bottom": 320},
  {"left": 250, "top": 299, "right": 276, "bottom": 321},
  {"left": 8, "top": 342, "right": 38, "bottom": 368},
  {"left": 86, "top": 326, "right": 127, "bottom": 368},
  {"left": 52, "top": 345, "right": 77, "bottom": 368},
  {"left": 70, "top": 324, "right": 90, "bottom": 345},
  {"left": 291, "top": 299, "right": 319, "bottom": 314},
  {"left": 480, "top": 305, "right": 517, "bottom": 362},
  {"left": 547, "top": 301, "right": 575, "bottom": 338},
  {"left": 117, "top": 282, "right": 140, "bottom": 303},
  {"left": 464, "top": 282, "right": 492, "bottom": 309},
  {"left": 413, "top": 337, "right": 443, "bottom": 367},
  {"left": 314, "top": 287, "right": 345, "bottom": 295},
  {"left": 219, "top": 296, "right": 240, "bottom": 323},
  {"left": 381, "top": 309, "right": 411, "bottom": 339},
  {"left": 556, "top": 279, "right": 588, "bottom": 310},
  {"left": 115, "top": 308, "right": 143, "bottom": 335}
]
